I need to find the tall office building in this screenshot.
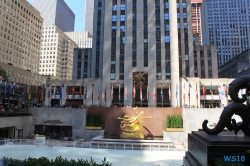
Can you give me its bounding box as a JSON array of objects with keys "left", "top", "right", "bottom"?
[
  {"left": 191, "top": 0, "right": 203, "bottom": 43},
  {"left": 201, "top": 0, "right": 250, "bottom": 67},
  {"left": 0, "top": 0, "right": 43, "bottom": 74},
  {"left": 85, "top": 0, "right": 95, "bottom": 36},
  {"left": 90, "top": 0, "right": 194, "bottom": 107},
  {"left": 65, "top": 31, "right": 92, "bottom": 48},
  {"left": 39, "top": 25, "right": 77, "bottom": 80},
  {"left": 33, "top": 0, "right": 75, "bottom": 32}
]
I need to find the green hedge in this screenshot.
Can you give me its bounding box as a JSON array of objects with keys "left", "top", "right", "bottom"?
[
  {"left": 166, "top": 115, "right": 183, "bottom": 128},
  {"left": 1, "top": 156, "right": 111, "bottom": 166},
  {"left": 86, "top": 114, "right": 102, "bottom": 127},
  {"left": 0, "top": 113, "right": 32, "bottom": 117}
]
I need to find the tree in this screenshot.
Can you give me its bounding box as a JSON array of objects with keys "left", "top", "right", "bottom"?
[{"left": 0, "top": 66, "right": 7, "bottom": 78}]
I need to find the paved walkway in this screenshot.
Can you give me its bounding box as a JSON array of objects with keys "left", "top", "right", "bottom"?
[{"left": 0, "top": 145, "right": 185, "bottom": 166}]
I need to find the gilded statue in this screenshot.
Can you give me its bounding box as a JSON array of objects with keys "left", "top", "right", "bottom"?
[{"left": 118, "top": 108, "right": 152, "bottom": 139}]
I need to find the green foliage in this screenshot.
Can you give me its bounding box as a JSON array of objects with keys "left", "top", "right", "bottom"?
[
  {"left": 166, "top": 115, "right": 183, "bottom": 128},
  {"left": 86, "top": 113, "right": 102, "bottom": 127},
  {"left": 2, "top": 156, "right": 111, "bottom": 166},
  {"left": 0, "top": 66, "right": 8, "bottom": 78},
  {"left": 0, "top": 113, "right": 32, "bottom": 117}
]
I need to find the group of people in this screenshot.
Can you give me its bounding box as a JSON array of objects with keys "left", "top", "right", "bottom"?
[{"left": 0, "top": 102, "right": 29, "bottom": 113}]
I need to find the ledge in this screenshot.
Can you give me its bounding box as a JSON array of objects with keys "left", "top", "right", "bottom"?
[
  {"left": 166, "top": 128, "right": 183, "bottom": 132},
  {"left": 85, "top": 126, "right": 102, "bottom": 130}
]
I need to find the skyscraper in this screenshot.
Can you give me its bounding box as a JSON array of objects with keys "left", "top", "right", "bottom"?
[
  {"left": 39, "top": 25, "right": 77, "bottom": 80},
  {"left": 33, "top": 0, "right": 75, "bottom": 32},
  {"left": 191, "top": 0, "right": 203, "bottom": 43},
  {"left": 201, "top": 0, "right": 250, "bottom": 67},
  {"left": 85, "top": 0, "right": 95, "bottom": 36},
  {"left": 91, "top": 0, "right": 194, "bottom": 107},
  {"left": 0, "top": 0, "right": 43, "bottom": 74}
]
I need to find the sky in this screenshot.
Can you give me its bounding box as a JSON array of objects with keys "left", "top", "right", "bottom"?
[{"left": 26, "top": 0, "right": 86, "bottom": 31}]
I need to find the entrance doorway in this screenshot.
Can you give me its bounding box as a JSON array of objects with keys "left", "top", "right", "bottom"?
[
  {"left": 35, "top": 125, "right": 72, "bottom": 140},
  {"left": 132, "top": 71, "right": 148, "bottom": 107}
]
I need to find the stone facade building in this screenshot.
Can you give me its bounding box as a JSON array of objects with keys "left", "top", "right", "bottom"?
[
  {"left": 39, "top": 25, "right": 78, "bottom": 80},
  {"left": 0, "top": 0, "right": 43, "bottom": 74}
]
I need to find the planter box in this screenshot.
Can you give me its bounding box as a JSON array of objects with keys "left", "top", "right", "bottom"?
[
  {"left": 85, "top": 126, "right": 102, "bottom": 130},
  {"left": 166, "top": 128, "right": 183, "bottom": 132}
]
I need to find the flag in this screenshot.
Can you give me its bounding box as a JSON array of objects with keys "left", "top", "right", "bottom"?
[
  {"left": 59, "top": 84, "right": 62, "bottom": 100},
  {"left": 125, "top": 84, "right": 128, "bottom": 101},
  {"left": 22, "top": 85, "right": 27, "bottom": 99},
  {"left": 79, "top": 84, "right": 82, "bottom": 99},
  {"left": 161, "top": 85, "right": 163, "bottom": 101},
  {"left": 133, "top": 83, "right": 136, "bottom": 98},
  {"left": 195, "top": 82, "right": 198, "bottom": 100},
  {"left": 147, "top": 85, "right": 149, "bottom": 101},
  {"left": 140, "top": 84, "right": 142, "bottom": 101},
  {"left": 72, "top": 87, "right": 75, "bottom": 99},
  {"left": 210, "top": 82, "right": 213, "bottom": 101},
  {"left": 66, "top": 84, "right": 69, "bottom": 99},
  {"left": 168, "top": 83, "right": 171, "bottom": 101},
  {"left": 153, "top": 84, "right": 156, "bottom": 101},
  {"left": 35, "top": 86, "right": 38, "bottom": 98},
  {"left": 118, "top": 84, "right": 121, "bottom": 101},
  {"left": 98, "top": 84, "right": 100, "bottom": 100},
  {"left": 53, "top": 86, "right": 56, "bottom": 99},
  {"left": 27, "top": 86, "right": 31, "bottom": 99},
  {"left": 188, "top": 83, "right": 190, "bottom": 102},
  {"left": 111, "top": 84, "right": 113, "bottom": 101},
  {"left": 47, "top": 86, "right": 50, "bottom": 99},
  {"left": 28, "top": 86, "right": 32, "bottom": 99},
  {"left": 183, "top": 83, "right": 186, "bottom": 102},
  {"left": 104, "top": 84, "right": 107, "bottom": 101},
  {"left": 176, "top": 84, "right": 178, "bottom": 99},
  {"left": 92, "top": 84, "right": 94, "bottom": 101},
  {"left": 41, "top": 86, "right": 44, "bottom": 99},
  {"left": 224, "top": 84, "right": 228, "bottom": 97},
  {"left": 218, "top": 84, "right": 225, "bottom": 99},
  {"left": 84, "top": 84, "right": 87, "bottom": 99},
  {"left": 202, "top": 83, "right": 206, "bottom": 99},
  {"left": 12, "top": 82, "right": 16, "bottom": 94},
  {"left": 4, "top": 80, "right": 7, "bottom": 96}
]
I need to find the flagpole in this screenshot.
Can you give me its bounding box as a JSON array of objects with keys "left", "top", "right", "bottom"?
[
  {"left": 92, "top": 84, "right": 94, "bottom": 107},
  {"left": 203, "top": 82, "right": 205, "bottom": 108}
]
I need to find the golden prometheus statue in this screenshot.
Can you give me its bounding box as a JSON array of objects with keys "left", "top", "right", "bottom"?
[{"left": 118, "top": 107, "right": 152, "bottom": 139}]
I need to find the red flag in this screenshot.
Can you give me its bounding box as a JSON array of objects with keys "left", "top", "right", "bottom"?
[
  {"left": 169, "top": 84, "right": 171, "bottom": 101},
  {"left": 153, "top": 85, "right": 156, "bottom": 101},
  {"left": 98, "top": 84, "right": 100, "bottom": 101},
  {"left": 203, "top": 83, "right": 206, "bottom": 99},
  {"left": 41, "top": 87, "right": 44, "bottom": 99},
  {"left": 35, "top": 86, "right": 38, "bottom": 98},
  {"left": 140, "top": 84, "right": 142, "bottom": 101},
  {"left": 104, "top": 84, "right": 107, "bottom": 101},
  {"left": 133, "top": 83, "right": 136, "bottom": 98}
]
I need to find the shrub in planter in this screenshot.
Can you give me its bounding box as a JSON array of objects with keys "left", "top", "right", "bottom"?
[
  {"left": 86, "top": 113, "right": 102, "bottom": 127},
  {"left": 2, "top": 156, "right": 111, "bottom": 166},
  {"left": 166, "top": 115, "right": 183, "bottom": 128}
]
